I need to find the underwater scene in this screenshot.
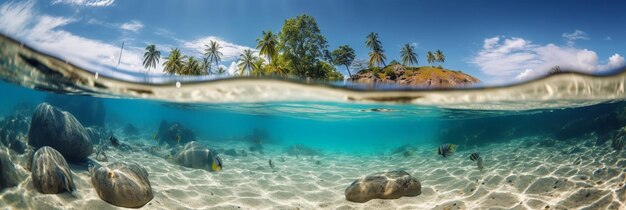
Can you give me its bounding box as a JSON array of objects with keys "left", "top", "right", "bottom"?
[{"left": 1, "top": 0, "right": 626, "bottom": 209}]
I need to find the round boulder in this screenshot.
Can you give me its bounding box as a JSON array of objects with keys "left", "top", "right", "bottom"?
[
  {"left": 28, "top": 103, "right": 93, "bottom": 160},
  {"left": 345, "top": 170, "right": 421, "bottom": 203},
  {"left": 31, "top": 146, "right": 75, "bottom": 194},
  {"left": 91, "top": 162, "right": 153, "bottom": 208},
  {"left": 174, "top": 141, "right": 222, "bottom": 172},
  {"left": 0, "top": 150, "right": 21, "bottom": 189}
]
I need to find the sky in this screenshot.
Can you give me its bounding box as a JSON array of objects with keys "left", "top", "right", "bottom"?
[{"left": 0, "top": 0, "right": 625, "bottom": 84}]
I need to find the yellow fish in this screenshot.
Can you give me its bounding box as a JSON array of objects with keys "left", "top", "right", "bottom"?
[{"left": 211, "top": 155, "right": 223, "bottom": 172}]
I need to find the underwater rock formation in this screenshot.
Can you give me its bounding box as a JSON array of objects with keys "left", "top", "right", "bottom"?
[
  {"left": 28, "top": 103, "right": 93, "bottom": 160},
  {"left": 123, "top": 123, "right": 140, "bottom": 137},
  {"left": 31, "top": 146, "right": 75, "bottom": 194},
  {"left": 285, "top": 144, "right": 320, "bottom": 157},
  {"left": 345, "top": 170, "right": 421, "bottom": 203},
  {"left": 0, "top": 150, "right": 21, "bottom": 189},
  {"left": 157, "top": 120, "right": 196, "bottom": 146},
  {"left": 44, "top": 94, "right": 106, "bottom": 127},
  {"left": 174, "top": 141, "right": 222, "bottom": 172},
  {"left": 85, "top": 126, "right": 106, "bottom": 145},
  {"left": 90, "top": 162, "right": 153, "bottom": 208},
  {"left": 0, "top": 114, "right": 30, "bottom": 153}
]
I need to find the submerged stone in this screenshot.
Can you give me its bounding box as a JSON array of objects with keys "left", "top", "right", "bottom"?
[
  {"left": 28, "top": 103, "right": 93, "bottom": 160},
  {"left": 0, "top": 150, "right": 21, "bottom": 189},
  {"left": 345, "top": 170, "right": 421, "bottom": 203},
  {"left": 91, "top": 162, "right": 153, "bottom": 208},
  {"left": 31, "top": 146, "right": 75, "bottom": 194}
]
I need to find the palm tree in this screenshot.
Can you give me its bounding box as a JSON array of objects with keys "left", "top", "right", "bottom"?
[
  {"left": 204, "top": 40, "right": 223, "bottom": 75},
  {"left": 365, "top": 32, "right": 382, "bottom": 52},
  {"left": 237, "top": 49, "right": 257, "bottom": 76},
  {"left": 368, "top": 50, "right": 387, "bottom": 68},
  {"left": 400, "top": 44, "right": 418, "bottom": 66},
  {"left": 163, "top": 48, "right": 185, "bottom": 75},
  {"left": 426, "top": 51, "right": 436, "bottom": 65},
  {"left": 183, "top": 57, "right": 202, "bottom": 75},
  {"left": 215, "top": 66, "right": 227, "bottom": 75},
  {"left": 251, "top": 58, "right": 265, "bottom": 76},
  {"left": 143, "top": 44, "right": 160, "bottom": 72},
  {"left": 365, "top": 32, "right": 386, "bottom": 67},
  {"left": 256, "top": 31, "right": 278, "bottom": 64},
  {"left": 435, "top": 49, "right": 445, "bottom": 64},
  {"left": 200, "top": 57, "right": 211, "bottom": 75}
]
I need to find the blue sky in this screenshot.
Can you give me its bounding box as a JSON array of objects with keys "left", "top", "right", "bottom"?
[{"left": 1, "top": 0, "right": 625, "bottom": 83}]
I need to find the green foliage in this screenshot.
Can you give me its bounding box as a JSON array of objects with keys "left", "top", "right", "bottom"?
[
  {"left": 331, "top": 45, "right": 356, "bottom": 77},
  {"left": 426, "top": 51, "right": 436, "bottom": 65},
  {"left": 365, "top": 32, "right": 386, "bottom": 67},
  {"left": 237, "top": 49, "right": 258, "bottom": 76},
  {"left": 319, "top": 61, "right": 343, "bottom": 80},
  {"left": 278, "top": 14, "right": 329, "bottom": 79},
  {"left": 204, "top": 40, "right": 223, "bottom": 75},
  {"left": 371, "top": 67, "right": 381, "bottom": 77},
  {"left": 256, "top": 31, "right": 278, "bottom": 63},
  {"left": 163, "top": 48, "right": 185, "bottom": 75},
  {"left": 400, "top": 44, "right": 418, "bottom": 66},
  {"left": 389, "top": 60, "right": 400, "bottom": 66},
  {"left": 182, "top": 57, "right": 203, "bottom": 75},
  {"left": 384, "top": 67, "right": 396, "bottom": 79},
  {"left": 143, "top": 44, "right": 160, "bottom": 72}
]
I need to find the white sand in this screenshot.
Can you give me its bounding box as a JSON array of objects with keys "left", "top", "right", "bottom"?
[{"left": 1, "top": 136, "right": 625, "bottom": 209}]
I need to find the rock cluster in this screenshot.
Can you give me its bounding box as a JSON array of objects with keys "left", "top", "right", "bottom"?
[{"left": 345, "top": 170, "right": 421, "bottom": 203}]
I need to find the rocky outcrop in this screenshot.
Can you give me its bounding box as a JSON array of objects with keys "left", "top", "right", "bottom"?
[
  {"left": 45, "top": 94, "right": 106, "bottom": 127},
  {"left": 345, "top": 170, "right": 421, "bottom": 203},
  {"left": 28, "top": 103, "right": 93, "bottom": 160},
  {"left": 157, "top": 121, "right": 196, "bottom": 146},
  {"left": 0, "top": 150, "right": 21, "bottom": 189},
  {"left": 0, "top": 114, "right": 30, "bottom": 153},
  {"left": 31, "top": 146, "right": 75, "bottom": 194},
  {"left": 174, "top": 141, "right": 222, "bottom": 172},
  {"left": 90, "top": 162, "right": 153, "bottom": 208},
  {"left": 352, "top": 66, "right": 479, "bottom": 87}
]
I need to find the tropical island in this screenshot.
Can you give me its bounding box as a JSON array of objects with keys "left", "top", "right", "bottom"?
[{"left": 141, "top": 14, "right": 479, "bottom": 86}]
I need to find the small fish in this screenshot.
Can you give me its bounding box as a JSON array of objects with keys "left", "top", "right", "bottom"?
[
  {"left": 152, "top": 133, "right": 158, "bottom": 140},
  {"left": 176, "top": 135, "right": 181, "bottom": 145},
  {"left": 437, "top": 144, "right": 458, "bottom": 158},
  {"left": 211, "top": 155, "right": 223, "bottom": 172},
  {"left": 269, "top": 159, "right": 275, "bottom": 169},
  {"left": 469, "top": 152, "right": 480, "bottom": 161}
]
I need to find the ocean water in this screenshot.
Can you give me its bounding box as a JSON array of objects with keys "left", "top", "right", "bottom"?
[{"left": 1, "top": 35, "right": 626, "bottom": 209}]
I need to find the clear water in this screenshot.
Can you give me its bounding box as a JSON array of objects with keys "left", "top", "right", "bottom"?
[{"left": 1, "top": 34, "right": 625, "bottom": 209}]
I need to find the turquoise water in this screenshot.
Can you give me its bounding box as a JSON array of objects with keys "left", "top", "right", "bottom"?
[{"left": 1, "top": 35, "right": 626, "bottom": 209}]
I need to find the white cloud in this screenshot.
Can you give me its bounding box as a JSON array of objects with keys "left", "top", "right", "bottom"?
[
  {"left": 120, "top": 20, "right": 143, "bottom": 32},
  {"left": 51, "top": 0, "right": 114, "bottom": 7},
  {"left": 0, "top": 1, "right": 154, "bottom": 74},
  {"left": 183, "top": 36, "right": 255, "bottom": 62},
  {"left": 562, "top": 30, "right": 589, "bottom": 46},
  {"left": 605, "top": 36, "right": 612, "bottom": 41},
  {"left": 598, "top": 54, "right": 625, "bottom": 71},
  {"left": 227, "top": 62, "right": 238, "bottom": 76},
  {"left": 470, "top": 36, "right": 625, "bottom": 81}
]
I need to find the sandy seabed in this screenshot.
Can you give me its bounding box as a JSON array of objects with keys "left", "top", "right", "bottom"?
[{"left": 0, "top": 136, "right": 625, "bottom": 210}]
